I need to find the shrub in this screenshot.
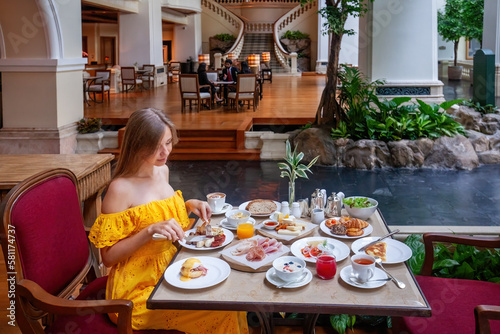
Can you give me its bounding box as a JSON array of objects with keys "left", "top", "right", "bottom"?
[
  {"left": 281, "top": 30, "right": 310, "bottom": 40},
  {"left": 77, "top": 118, "right": 101, "bottom": 134},
  {"left": 214, "top": 33, "right": 235, "bottom": 42},
  {"left": 461, "top": 99, "right": 499, "bottom": 115}
]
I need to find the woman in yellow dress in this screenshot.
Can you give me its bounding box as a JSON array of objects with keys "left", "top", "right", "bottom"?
[{"left": 89, "top": 108, "right": 248, "bottom": 333}]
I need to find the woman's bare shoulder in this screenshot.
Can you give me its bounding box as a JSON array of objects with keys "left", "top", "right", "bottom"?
[{"left": 102, "top": 178, "right": 135, "bottom": 214}]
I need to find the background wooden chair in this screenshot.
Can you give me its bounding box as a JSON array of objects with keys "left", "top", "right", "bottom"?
[
  {"left": 0, "top": 168, "right": 181, "bottom": 334},
  {"left": 167, "top": 61, "right": 180, "bottom": 83},
  {"left": 121, "top": 67, "right": 143, "bottom": 92},
  {"left": 141, "top": 64, "right": 155, "bottom": 89},
  {"left": 88, "top": 69, "right": 111, "bottom": 102},
  {"left": 393, "top": 233, "right": 500, "bottom": 334},
  {"left": 178, "top": 74, "right": 211, "bottom": 113},
  {"left": 227, "top": 74, "right": 257, "bottom": 112}
]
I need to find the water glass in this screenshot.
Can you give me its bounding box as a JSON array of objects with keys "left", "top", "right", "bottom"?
[{"left": 316, "top": 254, "right": 337, "bottom": 280}]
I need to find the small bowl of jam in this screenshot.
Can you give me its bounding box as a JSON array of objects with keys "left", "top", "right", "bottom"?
[{"left": 262, "top": 219, "right": 279, "bottom": 230}]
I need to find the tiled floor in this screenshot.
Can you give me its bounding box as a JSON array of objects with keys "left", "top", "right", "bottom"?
[{"left": 169, "top": 161, "right": 500, "bottom": 227}]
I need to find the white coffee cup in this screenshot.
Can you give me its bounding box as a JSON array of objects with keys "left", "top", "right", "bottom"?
[
  {"left": 311, "top": 208, "right": 325, "bottom": 224},
  {"left": 207, "top": 192, "right": 226, "bottom": 212},
  {"left": 350, "top": 254, "right": 375, "bottom": 283}
]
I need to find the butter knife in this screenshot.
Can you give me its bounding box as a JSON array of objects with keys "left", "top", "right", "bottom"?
[{"left": 357, "top": 229, "right": 400, "bottom": 252}]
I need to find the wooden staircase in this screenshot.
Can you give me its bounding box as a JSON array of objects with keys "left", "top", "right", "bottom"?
[{"left": 98, "top": 117, "right": 262, "bottom": 161}]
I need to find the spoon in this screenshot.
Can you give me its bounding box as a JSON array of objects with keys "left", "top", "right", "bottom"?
[
  {"left": 348, "top": 277, "right": 391, "bottom": 286},
  {"left": 276, "top": 271, "right": 308, "bottom": 288},
  {"left": 374, "top": 257, "right": 406, "bottom": 289}
]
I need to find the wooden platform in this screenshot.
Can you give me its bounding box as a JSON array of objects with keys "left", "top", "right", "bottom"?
[{"left": 84, "top": 75, "right": 323, "bottom": 160}]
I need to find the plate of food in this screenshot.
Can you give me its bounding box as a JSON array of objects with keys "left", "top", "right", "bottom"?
[
  {"left": 178, "top": 226, "right": 234, "bottom": 250},
  {"left": 239, "top": 199, "right": 281, "bottom": 217},
  {"left": 219, "top": 235, "right": 290, "bottom": 271},
  {"left": 351, "top": 237, "right": 412, "bottom": 264},
  {"left": 257, "top": 217, "right": 317, "bottom": 242},
  {"left": 320, "top": 216, "right": 373, "bottom": 239},
  {"left": 164, "top": 257, "right": 231, "bottom": 289},
  {"left": 290, "top": 237, "right": 350, "bottom": 263}
]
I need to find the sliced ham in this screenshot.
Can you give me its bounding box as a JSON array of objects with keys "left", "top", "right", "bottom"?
[
  {"left": 246, "top": 245, "right": 266, "bottom": 261},
  {"left": 231, "top": 239, "right": 258, "bottom": 256}
]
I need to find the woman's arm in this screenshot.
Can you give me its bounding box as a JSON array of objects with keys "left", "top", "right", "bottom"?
[{"left": 185, "top": 199, "right": 212, "bottom": 222}]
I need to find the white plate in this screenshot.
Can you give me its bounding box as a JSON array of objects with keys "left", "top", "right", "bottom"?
[
  {"left": 238, "top": 200, "right": 281, "bottom": 217},
  {"left": 211, "top": 203, "right": 233, "bottom": 215},
  {"left": 164, "top": 256, "right": 231, "bottom": 289},
  {"left": 266, "top": 267, "right": 312, "bottom": 288},
  {"left": 351, "top": 237, "right": 413, "bottom": 264},
  {"left": 290, "top": 237, "right": 350, "bottom": 263},
  {"left": 340, "top": 265, "right": 388, "bottom": 289},
  {"left": 319, "top": 218, "right": 373, "bottom": 239},
  {"left": 178, "top": 228, "right": 234, "bottom": 250},
  {"left": 220, "top": 217, "right": 256, "bottom": 231}
]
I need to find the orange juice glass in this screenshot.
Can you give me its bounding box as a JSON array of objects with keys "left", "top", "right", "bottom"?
[{"left": 237, "top": 222, "right": 254, "bottom": 239}]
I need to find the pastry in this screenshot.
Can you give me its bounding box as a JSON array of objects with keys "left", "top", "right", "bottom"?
[{"left": 365, "top": 242, "right": 387, "bottom": 261}]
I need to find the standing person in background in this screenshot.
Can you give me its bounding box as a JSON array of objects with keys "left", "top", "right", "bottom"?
[
  {"left": 221, "top": 58, "right": 239, "bottom": 104},
  {"left": 198, "top": 62, "right": 223, "bottom": 106},
  {"left": 89, "top": 108, "right": 248, "bottom": 334}
]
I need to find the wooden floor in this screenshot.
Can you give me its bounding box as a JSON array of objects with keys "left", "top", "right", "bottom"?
[{"left": 84, "top": 75, "right": 323, "bottom": 129}]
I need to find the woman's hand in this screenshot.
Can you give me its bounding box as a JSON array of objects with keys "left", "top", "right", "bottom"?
[
  {"left": 147, "top": 219, "right": 185, "bottom": 242},
  {"left": 186, "top": 199, "right": 212, "bottom": 222}
]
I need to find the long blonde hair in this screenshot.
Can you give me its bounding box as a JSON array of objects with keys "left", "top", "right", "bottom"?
[{"left": 113, "top": 108, "right": 178, "bottom": 179}]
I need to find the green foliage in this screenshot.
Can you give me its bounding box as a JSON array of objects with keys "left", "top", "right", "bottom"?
[
  {"left": 461, "top": 99, "right": 499, "bottom": 115},
  {"left": 404, "top": 234, "right": 500, "bottom": 282},
  {"left": 277, "top": 140, "right": 319, "bottom": 183},
  {"left": 331, "top": 65, "right": 466, "bottom": 141},
  {"left": 214, "top": 33, "right": 235, "bottom": 42},
  {"left": 462, "top": 0, "right": 484, "bottom": 44},
  {"left": 282, "top": 30, "right": 310, "bottom": 40},
  {"left": 300, "top": 122, "right": 313, "bottom": 131},
  {"left": 77, "top": 118, "right": 101, "bottom": 134},
  {"left": 329, "top": 314, "right": 356, "bottom": 334}
]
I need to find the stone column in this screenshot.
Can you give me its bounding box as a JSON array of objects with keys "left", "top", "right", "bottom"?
[
  {"left": 119, "top": 0, "right": 163, "bottom": 70},
  {"left": 358, "top": 0, "right": 444, "bottom": 103},
  {"left": 315, "top": 0, "right": 329, "bottom": 74},
  {"left": 174, "top": 14, "right": 203, "bottom": 63},
  {"left": 483, "top": 0, "right": 500, "bottom": 97},
  {"left": 0, "top": 0, "right": 87, "bottom": 154}
]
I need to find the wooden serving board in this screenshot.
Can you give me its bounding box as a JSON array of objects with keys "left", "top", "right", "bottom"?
[{"left": 256, "top": 225, "right": 318, "bottom": 245}]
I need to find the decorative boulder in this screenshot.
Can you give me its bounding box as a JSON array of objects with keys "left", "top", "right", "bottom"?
[
  {"left": 451, "top": 105, "right": 482, "bottom": 130},
  {"left": 479, "top": 113, "right": 500, "bottom": 135},
  {"left": 477, "top": 151, "right": 500, "bottom": 164},
  {"left": 388, "top": 138, "right": 433, "bottom": 167},
  {"left": 293, "top": 128, "right": 337, "bottom": 165},
  {"left": 466, "top": 130, "right": 490, "bottom": 153},
  {"left": 344, "top": 140, "right": 391, "bottom": 169},
  {"left": 424, "top": 135, "right": 479, "bottom": 170}
]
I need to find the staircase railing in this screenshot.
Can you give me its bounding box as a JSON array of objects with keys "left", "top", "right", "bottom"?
[
  {"left": 215, "top": 0, "right": 300, "bottom": 4},
  {"left": 273, "top": 0, "right": 317, "bottom": 73},
  {"left": 201, "top": 0, "right": 245, "bottom": 60},
  {"left": 245, "top": 22, "right": 273, "bottom": 33}
]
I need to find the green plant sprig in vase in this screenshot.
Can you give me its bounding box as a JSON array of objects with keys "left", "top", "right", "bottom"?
[{"left": 278, "top": 140, "right": 319, "bottom": 204}]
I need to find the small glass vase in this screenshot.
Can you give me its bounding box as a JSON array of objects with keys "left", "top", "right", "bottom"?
[{"left": 288, "top": 181, "right": 295, "bottom": 204}]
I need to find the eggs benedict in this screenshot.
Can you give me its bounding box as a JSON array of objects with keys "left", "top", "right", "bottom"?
[{"left": 180, "top": 258, "right": 208, "bottom": 281}]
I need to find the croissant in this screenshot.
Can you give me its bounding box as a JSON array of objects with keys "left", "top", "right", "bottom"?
[
  {"left": 346, "top": 218, "right": 369, "bottom": 229},
  {"left": 346, "top": 228, "right": 363, "bottom": 236}
]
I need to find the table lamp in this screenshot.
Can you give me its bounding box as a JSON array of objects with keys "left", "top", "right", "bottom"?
[
  {"left": 198, "top": 54, "right": 210, "bottom": 66},
  {"left": 248, "top": 54, "right": 260, "bottom": 75},
  {"left": 261, "top": 52, "right": 271, "bottom": 70}
]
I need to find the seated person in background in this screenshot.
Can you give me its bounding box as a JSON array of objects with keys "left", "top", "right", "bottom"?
[
  {"left": 221, "top": 59, "right": 239, "bottom": 103},
  {"left": 240, "top": 61, "right": 252, "bottom": 74},
  {"left": 89, "top": 108, "right": 248, "bottom": 334},
  {"left": 197, "top": 62, "right": 223, "bottom": 104}
]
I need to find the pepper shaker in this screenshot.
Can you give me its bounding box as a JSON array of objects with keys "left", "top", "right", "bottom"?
[
  {"left": 281, "top": 201, "right": 290, "bottom": 216},
  {"left": 291, "top": 202, "right": 301, "bottom": 218}
]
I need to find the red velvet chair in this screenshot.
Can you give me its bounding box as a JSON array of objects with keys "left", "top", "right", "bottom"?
[
  {"left": 0, "top": 168, "right": 182, "bottom": 334},
  {"left": 393, "top": 233, "right": 500, "bottom": 334}
]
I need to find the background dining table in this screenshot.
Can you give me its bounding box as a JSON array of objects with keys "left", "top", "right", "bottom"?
[{"left": 147, "top": 206, "right": 431, "bottom": 334}]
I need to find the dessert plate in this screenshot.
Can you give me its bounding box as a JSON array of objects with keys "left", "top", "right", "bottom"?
[
  {"left": 164, "top": 256, "right": 230, "bottom": 289},
  {"left": 351, "top": 237, "right": 412, "bottom": 264}
]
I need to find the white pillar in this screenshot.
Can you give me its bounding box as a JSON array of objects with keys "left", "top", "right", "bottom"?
[
  {"left": 174, "top": 14, "right": 202, "bottom": 63},
  {"left": 339, "top": 16, "right": 359, "bottom": 67},
  {"left": 119, "top": 0, "right": 163, "bottom": 68},
  {"left": 0, "top": 0, "right": 86, "bottom": 154},
  {"left": 359, "top": 0, "right": 444, "bottom": 103},
  {"left": 483, "top": 0, "right": 500, "bottom": 97},
  {"left": 315, "top": 0, "right": 329, "bottom": 73}
]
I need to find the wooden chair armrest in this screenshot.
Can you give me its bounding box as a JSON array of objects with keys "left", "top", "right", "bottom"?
[
  {"left": 475, "top": 305, "right": 500, "bottom": 334},
  {"left": 421, "top": 233, "right": 500, "bottom": 276},
  {"left": 17, "top": 279, "right": 133, "bottom": 334},
  {"left": 199, "top": 85, "right": 211, "bottom": 89}
]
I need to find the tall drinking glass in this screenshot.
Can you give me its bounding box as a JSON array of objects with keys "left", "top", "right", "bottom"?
[{"left": 316, "top": 254, "right": 337, "bottom": 280}]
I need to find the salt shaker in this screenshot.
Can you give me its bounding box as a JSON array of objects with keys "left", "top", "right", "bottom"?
[
  {"left": 316, "top": 190, "right": 325, "bottom": 210},
  {"left": 291, "top": 202, "right": 301, "bottom": 218},
  {"left": 281, "top": 201, "right": 290, "bottom": 216}
]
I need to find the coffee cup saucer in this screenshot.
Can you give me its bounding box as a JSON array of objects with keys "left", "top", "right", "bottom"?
[
  {"left": 212, "top": 203, "right": 233, "bottom": 215},
  {"left": 266, "top": 267, "right": 312, "bottom": 288},
  {"left": 220, "top": 217, "right": 256, "bottom": 231},
  {"left": 340, "top": 265, "right": 388, "bottom": 289}
]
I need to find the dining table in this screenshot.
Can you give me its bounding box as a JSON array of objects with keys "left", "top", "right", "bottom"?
[{"left": 147, "top": 205, "right": 431, "bottom": 333}]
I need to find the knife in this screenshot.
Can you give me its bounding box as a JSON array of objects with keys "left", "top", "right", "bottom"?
[{"left": 358, "top": 229, "right": 400, "bottom": 252}]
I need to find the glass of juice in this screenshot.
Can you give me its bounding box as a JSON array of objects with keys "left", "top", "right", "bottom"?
[
  {"left": 237, "top": 222, "right": 254, "bottom": 239},
  {"left": 316, "top": 254, "right": 337, "bottom": 280}
]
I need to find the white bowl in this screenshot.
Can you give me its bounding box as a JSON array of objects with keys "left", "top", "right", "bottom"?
[
  {"left": 343, "top": 197, "right": 378, "bottom": 220},
  {"left": 225, "top": 209, "right": 251, "bottom": 227},
  {"left": 262, "top": 219, "right": 279, "bottom": 230},
  {"left": 272, "top": 256, "right": 306, "bottom": 282}
]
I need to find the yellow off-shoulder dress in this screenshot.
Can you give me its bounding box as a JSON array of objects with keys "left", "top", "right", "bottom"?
[{"left": 89, "top": 190, "right": 248, "bottom": 334}]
